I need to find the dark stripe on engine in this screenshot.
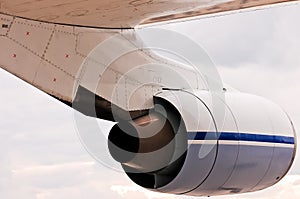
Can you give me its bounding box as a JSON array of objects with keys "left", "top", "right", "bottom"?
[{"left": 188, "top": 132, "right": 294, "bottom": 144}]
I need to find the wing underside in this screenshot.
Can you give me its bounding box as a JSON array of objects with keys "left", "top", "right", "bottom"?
[
  {"left": 0, "top": 13, "right": 205, "bottom": 121},
  {"left": 0, "top": 0, "right": 298, "bottom": 121}
]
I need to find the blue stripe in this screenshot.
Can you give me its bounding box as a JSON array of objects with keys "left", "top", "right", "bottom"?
[{"left": 188, "top": 132, "right": 294, "bottom": 145}]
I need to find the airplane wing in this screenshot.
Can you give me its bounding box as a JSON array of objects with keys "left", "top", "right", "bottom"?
[
  {"left": 0, "top": 13, "right": 206, "bottom": 121},
  {"left": 0, "top": 0, "right": 298, "bottom": 28},
  {"left": 0, "top": 1, "right": 297, "bottom": 196},
  {"left": 0, "top": 0, "right": 298, "bottom": 121},
  {"left": 0, "top": 0, "right": 299, "bottom": 120}
]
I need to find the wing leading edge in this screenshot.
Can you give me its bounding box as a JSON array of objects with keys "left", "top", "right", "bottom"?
[{"left": 0, "top": 0, "right": 298, "bottom": 28}]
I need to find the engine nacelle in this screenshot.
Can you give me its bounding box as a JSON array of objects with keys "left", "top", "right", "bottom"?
[{"left": 108, "top": 90, "right": 296, "bottom": 197}]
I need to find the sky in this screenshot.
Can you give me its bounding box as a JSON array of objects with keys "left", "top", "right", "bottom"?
[{"left": 1, "top": 2, "right": 300, "bottom": 199}]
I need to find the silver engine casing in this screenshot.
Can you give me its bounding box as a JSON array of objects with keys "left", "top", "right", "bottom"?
[{"left": 108, "top": 90, "right": 296, "bottom": 196}]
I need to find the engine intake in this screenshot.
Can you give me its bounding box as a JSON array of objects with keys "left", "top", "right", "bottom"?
[{"left": 108, "top": 112, "right": 175, "bottom": 172}]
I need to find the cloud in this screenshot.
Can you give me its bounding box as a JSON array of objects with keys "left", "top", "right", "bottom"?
[
  {"left": 160, "top": 3, "right": 300, "bottom": 69},
  {"left": 110, "top": 185, "right": 179, "bottom": 199}
]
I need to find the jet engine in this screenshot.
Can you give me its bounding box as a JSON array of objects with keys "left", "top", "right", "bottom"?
[{"left": 108, "top": 90, "right": 296, "bottom": 196}]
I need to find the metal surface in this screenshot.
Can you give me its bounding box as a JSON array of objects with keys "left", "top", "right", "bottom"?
[
  {"left": 0, "top": 0, "right": 298, "bottom": 28},
  {"left": 0, "top": 13, "right": 204, "bottom": 119},
  {"left": 156, "top": 91, "right": 220, "bottom": 194},
  {"left": 150, "top": 90, "right": 296, "bottom": 196}
]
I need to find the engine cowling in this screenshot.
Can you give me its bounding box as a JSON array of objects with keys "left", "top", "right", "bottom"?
[{"left": 108, "top": 90, "right": 296, "bottom": 196}]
